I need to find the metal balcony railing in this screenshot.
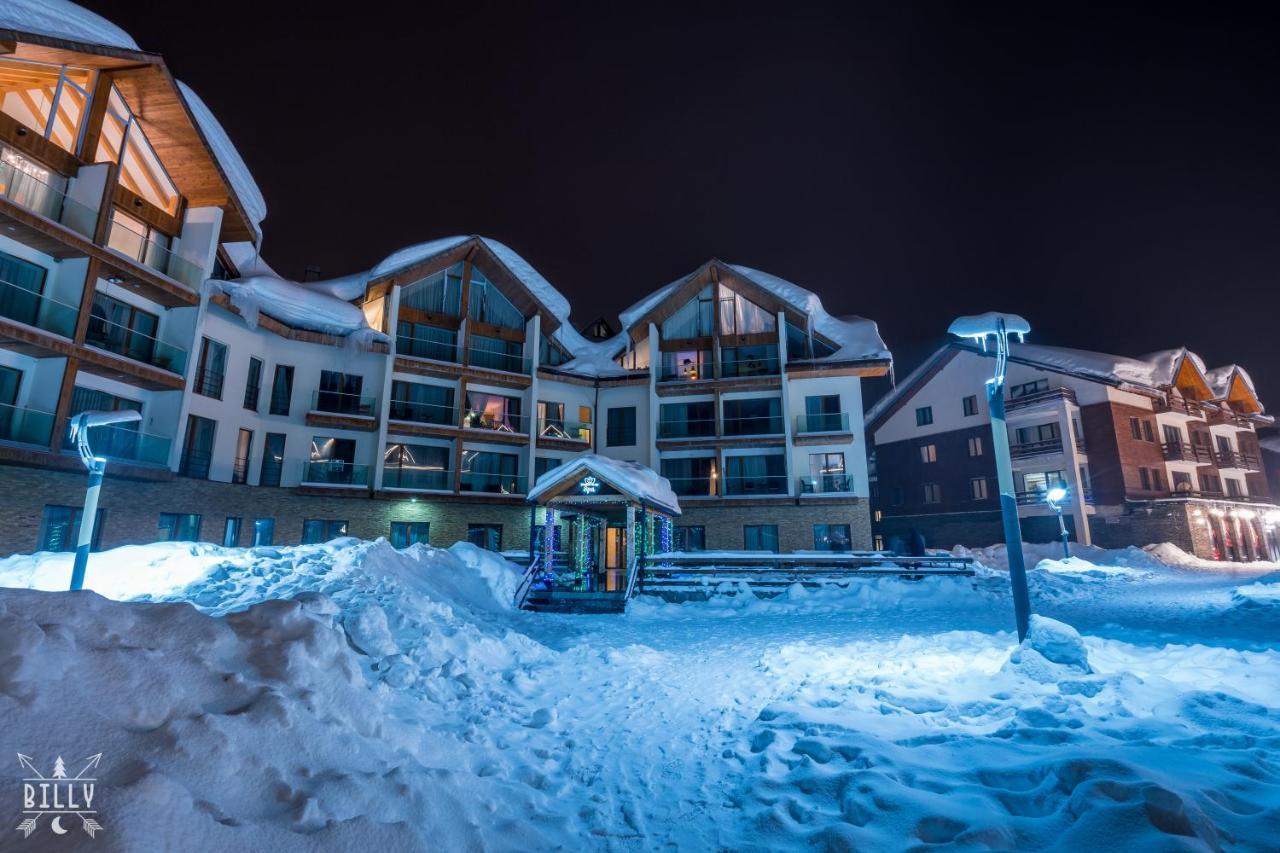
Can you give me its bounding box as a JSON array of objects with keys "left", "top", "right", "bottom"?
[
  {"left": 0, "top": 276, "right": 79, "bottom": 338},
  {"left": 1009, "top": 437, "right": 1064, "bottom": 458},
  {"left": 1006, "top": 386, "right": 1076, "bottom": 411},
  {"left": 1015, "top": 487, "right": 1094, "bottom": 506},
  {"left": 795, "top": 412, "right": 851, "bottom": 433},
  {"left": 178, "top": 448, "right": 212, "bottom": 479},
  {"left": 193, "top": 368, "right": 224, "bottom": 399},
  {"left": 311, "top": 390, "right": 377, "bottom": 417}
]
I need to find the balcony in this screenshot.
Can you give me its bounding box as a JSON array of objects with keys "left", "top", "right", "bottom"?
[
  {"left": 665, "top": 475, "right": 717, "bottom": 497},
  {"left": 657, "top": 418, "right": 716, "bottom": 439},
  {"left": 466, "top": 343, "right": 530, "bottom": 375},
  {"left": 1166, "top": 489, "right": 1264, "bottom": 503},
  {"left": 302, "top": 460, "right": 370, "bottom": 487},
  {"left": 795, "top": 412, "right": 851, "bottom": 434},
  {"left": 243, "top": 381, "right": 261, "bottom": 411},
  {"left": 723, "top": 475, "right": 789, "bottom": 496},
  {"left": 1009, "top": 438, "right": 1064, "bottom": 459},
  {"left": 397, "top": 333, "right": 458, "bottom": 363},
  {"left": 193, "top": 368, "right": 225, "bottom": 399},
  {"left": 0, "top": 158, "right": 97, "bottom": 239},
  {"left": 1154, "top": 397, "right": 1208, "bottom": 417},
  {"left": 311, "top": 390, "right": 377, "bottom": 418},
  {"left": 723, "top": 415, "right": 784, "bottom": 437},
  {"left": 1016, "top": 487, "right": 1094, "bottom": 506},
  {"left": 720, "top": 353, "right": 780, "bottom": 378},
  {"left": 460, "top": 409, "right": 527, "bottom": 435},
  {"left": 538, "top": 420, "right": 591, "bottom": 442},
  {"left": 1006, "top": 386, "right": 1076, "bottom": 411},
  {"left": 458, "top": 470, "right": 526, "bottom": 494},
  {"left": 799, "top": 474, "right": 854, "bottom": 494},
  {"left": 231, "top": 455, "right": 249, "bottom": 484},
  {"left": 64, "top": 423, "right": 171, "bottom": 467},
  {"left": 1215, "top": 449, "right": 1260, "bottom": 471},
  {"left": 383, "top": 467, "right": 452, "bottom": 491},
  {"left": 84, "top": 318, "right": 188, "bottom": 375},
  {"left": 105, "top": 217, "right": 204, "bottom": 291},
  {"left": 178, "top": 448, "right": 211, "bottom": 479},
  {"left": 388, "top": 398, "right": 455, "bottom": 426},
  {"left": 0, "top": 276, "right": 79, "bottom": 340},
  {"left": 0, "top": 402, "right": 55, "bottom": 447},
  {"left": 1161, "top": 442, "right": 1214, "bottom": 463}
]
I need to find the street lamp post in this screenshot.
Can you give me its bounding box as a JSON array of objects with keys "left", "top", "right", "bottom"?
[
  {"left": 1045, "top": 486, "right": 1071, "bottom": 560},
  {"left": 948, "top": 312, "right": 1033, "bottom": 642},
  {"left": 67, "top": 409, "right": 142, "bottom": 591}
]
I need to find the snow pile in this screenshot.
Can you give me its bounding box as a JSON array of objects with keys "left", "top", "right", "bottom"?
[
  {"left": 527, "top": 452, "right": 681, "bottom": 514},
  {"left": 947, "top": 310, "right": 1031, "bottom": 340},
  {"left": 209, "top": 275, "right": 388, "bottom": 344},
  {"left": 1233, "top": 576, "right": 1280, "bottom": 607},
  {"left": 177, "top": 81, "right": 267, "bottom": 239},
  {"left": 1004, "top": 613, "right": 1092, "bottom": 681},
  {"left": 0, "top": 0, "right": 138, "bottom": 51}
]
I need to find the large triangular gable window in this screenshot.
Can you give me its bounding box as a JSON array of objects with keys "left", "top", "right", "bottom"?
[
  {"left": 468, "top": 267, "right": 524, "bottom": 330},
  {"left": 717, "top": 283, "right": 775, "bottom": 336},
  {"left": 96, "top": 86, "right": 180, "bottom": 214},
  {"left": 662, "top": 284, "right": 715, "bottom": 339},
  {"left": 0, "top": 58, "right": 93, "bottom": 155}
]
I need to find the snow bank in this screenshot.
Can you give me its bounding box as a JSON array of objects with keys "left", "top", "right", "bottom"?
[{"left": 0, "top": 0, "right": 137, "bottom": 50}]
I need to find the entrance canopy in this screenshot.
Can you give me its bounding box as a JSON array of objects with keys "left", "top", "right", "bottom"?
[{"left": 527, "top": 453, "right": 682, "bottom": 517}]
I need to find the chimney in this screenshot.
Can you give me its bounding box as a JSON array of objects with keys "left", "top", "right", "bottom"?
[{"left": 303, "top": 265, "right": 321, "bottom": 281}]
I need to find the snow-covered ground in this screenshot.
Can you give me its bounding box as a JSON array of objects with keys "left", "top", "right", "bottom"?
[{"left": 1, "top": 540, "right": 1278, "bottom": 850}]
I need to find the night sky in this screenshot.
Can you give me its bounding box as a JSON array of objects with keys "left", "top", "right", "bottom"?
[{"left": 89, "top": 1, "right": 1280, "bottom": 408}]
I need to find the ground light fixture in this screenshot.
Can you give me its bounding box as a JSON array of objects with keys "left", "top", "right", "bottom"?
[
  {"left": 948, "top": 311, "right": 1033, "bottom": 642},
  {"left": 66, "top": 409, "right": 142, "bottom": 591},
  {"left": 1044, "top": 485, "right": 1071, "bottom": 559}
]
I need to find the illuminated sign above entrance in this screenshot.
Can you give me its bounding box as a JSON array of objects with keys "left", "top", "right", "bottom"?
[{"left": 579, "top": 475, "right": 601, "bottom": 495}]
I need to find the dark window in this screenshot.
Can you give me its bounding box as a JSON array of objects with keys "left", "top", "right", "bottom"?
[
  {"left": 1139, "top": 468, "right": 1151, "bottom": 490},
  {"left": 1129, "top": 417, "right": 1142, "bottom": 440},
  {"left": 814, "top": 524, "right": 852, "bottom": 552},
  {"left": 252, "top": 518, "right": 275, "bottom": 546},
  {"left": 1142, "top": 420, "right": 1155, "bottom": 442},
  {"left": 396, "top": 321, "right": 458, "bottom": 362},
  {"left": 1151, "top": 468, "right": 1165, "bottom": 492},
  {"left": 259, "top": 433, "right": 286, "bottom": 487},
  {"left": 962, "top": 395, "right": 979, "bottom": 416},
  {"left": 85, "top": 292, "right": 163, "bottom": 368},
  {"left": 178, "top": 415, "right": 216, "bottom": 479},
  {"left": 302, "top": 519, "right": 348, "bottom": 544},
  {"left": 390, "top": 521, "right": 430, "bottom": 548},
  {"left": 534, "top": 456, "right": 562, "bottom": 481},
  {"left": 915, "top": 406, "right": 933, "bottom": 426},
  {"left": 232, "top": 428, "right": 252, "bottom": 484},
  {"left": 658, "top": 401, "right": 715, "bottom": 438},
  {"left": 383, "top": 443, "right": 451, "bottom": 490},
  {"left": 193, "top": 337, "right": 227, "bottom": 399},
  {"left": 1226, "top": 479, "right": 1243, "bottom": 497},
  {"left": 607, "top": 407, "right": 637, "bottom": 446},
  {"left": 390, "top": 380, "right": 454, "bottom": 425},
  {"left": 661, "top": 457, "right": 716, "bottom": 496},
  {"left": 269, "top": 364, "right": 294, "bottom": 415},
  {"left": 723, "top": 397, "right": 782, "bottom": 436},
  {"left": 891, "top": 486, "right": 904, "bottom": 506},
  {"left": 244, "top": 357, "right": 263, "bottom": 411},
  {"left": 675, "top": 525, "right": 705, "bottom": 551},
  {"left": 317, "top": 370, "right": 367, "bottom": 415},
  {"left": 744, "top": 524, "right": 779, "bottom": 552},
  {"left": 1009, "top": 379, "right": 1049, "bottom": 399},
  {"left": 222, "top": 517, "right": 241, "bottom": 547},
  {"left": 38, "top": 505, "right": 103, "bottom": 552},
  {"left": 724, "top": 454, "right": 787, "bottom": 495},
  {"left": 803, "top": 394, "right": 844, "bottom": 432},
  {"left": 0, "top": 249, "right": 49, "bottom": 330},
  {"left": 1162, "top": 424, "right": 1183, "bottom": 447},
  {"left": 158, "top": 513, "right": 201, "bottom": 541},
  {"left": 922, "top": 483, "right": 941, "bottom": 503},
  {"left": 467, "top": 524, "right": 502, "bottom": 551},
  {"left": 459, "top": 450, "right": 520, "bottom": 493}
]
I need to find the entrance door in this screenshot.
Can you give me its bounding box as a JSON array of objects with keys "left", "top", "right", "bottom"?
[{"left": 604, "top": 523, "right": 626, "bottom": 591}]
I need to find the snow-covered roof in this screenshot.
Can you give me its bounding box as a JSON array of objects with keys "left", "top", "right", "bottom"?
[
  {"left": 177, "top": 82, "right": 267, "bottom": 241},
  {"left": 0, "top": 0, "right": 138, "bottom": 50},
  {"left": 527, "top": 453, "right": 681, "bottom": 516},
  {"left": 1205, "top": 364, "right": 1258, "bottom": 401}
]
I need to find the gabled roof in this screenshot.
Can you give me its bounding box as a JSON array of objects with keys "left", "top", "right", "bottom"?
[
  {"left": 526, "top": 453, "right": 681, "bottom": 516},
  {"left": 1206, "top": 364, "right": 1264, "bottom": 413}
]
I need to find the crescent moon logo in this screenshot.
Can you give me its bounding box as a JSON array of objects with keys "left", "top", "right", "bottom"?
[{"left": 50, "top": 815, "right": 67, "bottom": 835}]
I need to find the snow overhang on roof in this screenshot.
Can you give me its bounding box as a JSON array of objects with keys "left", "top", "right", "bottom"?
[
  {"left": 527, "top": 453, "right": 682, "bottom": 516},
  {"left": 0, "top": 0, "right": 137, "bottom": 51}
]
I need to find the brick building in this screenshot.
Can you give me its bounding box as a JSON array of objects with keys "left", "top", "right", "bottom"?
[
  {"left": 0, "top": 17, "right": 891, "bottom": 559},
  {"left": 866, "top": 342, "right": 1279, "bottom": 561}
]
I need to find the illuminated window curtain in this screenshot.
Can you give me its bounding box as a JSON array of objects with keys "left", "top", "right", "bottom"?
[
  {"left": 401, "top": 265, "right": 463, "bottom": 315},
  {"left": 468, "top": 270, "right": 524, "bottom": 329},
  {"left": 718, "top": 284, "right": 775, "bottom": 335},
  {"left": 464, "top": 391, "right": 521, "bottom": 430},
  {"left": 469, "top": 333, "right": 523, "bottom": 372},
  {"left": 661, "top": 285, "right": 714, "bottom": 338}
]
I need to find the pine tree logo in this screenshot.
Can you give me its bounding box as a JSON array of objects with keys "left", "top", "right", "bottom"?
[{"left": 15, "top": 753, "right": 104, "bottom": 839}]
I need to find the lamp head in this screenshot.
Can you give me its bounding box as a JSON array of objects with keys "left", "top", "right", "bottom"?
[{"left": 1045, "top": 486, "right": 1068, "bottom": 505}]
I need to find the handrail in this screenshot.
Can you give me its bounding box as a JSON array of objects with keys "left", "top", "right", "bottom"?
[
  {"left": 513, "top": 555, "right": 543, "bottom": 608},
  {"left": 623, "top": 554, "right": 641, "bottom": 601}
]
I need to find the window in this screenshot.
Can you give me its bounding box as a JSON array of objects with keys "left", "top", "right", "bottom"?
[
  {"left": 269, "top": 365, "right": 294, "bottom": 415},
  {"left": 307, "top": 436, "right": 361, "bottom": 485},
  {"left": 1151, "top": 468, "right": 1165, "bottom": 492},
  {"left": 716, "top": 282, "right": 776, "bottom": 336},
  {"left": 1014, "top": 422, "right": 1060, "bottom": 446},
  {"left": 1226, "top": 479, "right": 1244, "bottom": 498},
  {"left": 1142, "top": 420, "right": 1155, "bottom": 443},
  {"left": 244, "top": 357, "right": 263, "bottom": 410},
  {"left": 962, "top": 395, "right": 979, "bottom": 416},
  {"left": 1009, "top": 379, "right": 1049, "bottom": 399},
  {"left": 534, "top": 456, "right": 562, "bottom": 481},
  {"left": 1022, "top": 471, "right": 1064, "bottom": 494},
  {"left": 467, "top": 269, "right": 525, "bottom": 330},
  {"left": 383, "top": 443, "right": 451, "bottom": 490},
  {"left": 193, "top": 337, "right": 227, "bottom": 399},
  {"left": 919, "top": 444, "right": 937, "bottom": 463},
  {"left": 660, "top": 349, "right": 711, "bottom": 381},
  {"left": 1130, "top": 417, "right": 1142, "bottom": 440},
  {"left": 96, "top": 85, "right": 180, "bottom": 212},
  {"left": 460, "top": 450, "right": 520, "bottom": 493},
  {"left": 922, "top": 483, "right": 942, "bottom": 503},
  {"left": 891, "top": 487, "right": 904, "bottom": 506},
  {"left": 252, "top": 518, "right": 275, "bottom": 546},
  {"left": 873, "top": 535, "right": 885, "bottom": 551},
  {"left": 1200, "top": 473, "right": 1220, "bottom": 494},
  {"left": 968, "top": 435, "right": 984, "bottom": 457},
  {"left": 720, "top": 343, "right": 778, "bottom": 378},
  {"left": 390, "top": 521, "right": 430, "bottom": 548},
  {"left": 317, "top": 370, "right": 368, "bottom": 415},
  {"left": 302, "top": 519, "right": 348, "bottom": 544},
  {"left": 971, "top": 477, "right": 989, "bottom": 500},
  {"left": 803, "top": 395, "right": 844, "bottom": 432},
  {"left": 661, "top": 457, "right": 716, "bottom": 496},
  {"left": 85, "top": 292, "right": 162, "bottom": 367},
  {"left": 814, "top": 524, "right": 852, "bottom": 552},
  {"left": 178, "top": 415, "right": 216, "bottom": 479},
  {"left": 222, "top": 517, "right": 242, "bottom": 548},
  {"left": 607, "top": 407, "right": 636, "bottom": 446},
  {"left": 390, "top": 380, "right": 454, "bottom": 426},
  {"left": 1162, "top": 424, "right": 1182, "bottom": 447},
  {"left": 1172, "top": 471, "right": 1193, "bottom": 493},
  {"left": 232, "top": 428, "right": 252, "bottom": 484},
  {"left": 744, "top": 525, "right": 779, "bottom": 552},
  {"left": 463, "top": 390, "right": 523, "bottom": 432},
  {"left": 0, "top": 58, "right": 94, "bottom": 154},
  {"left": 260, "top": 433, "right": 286, "bottom": 487},
  {"left": 675, "top": 526, "right": 705, "bottom": 551},
  {"left": 806, "top": 452, "right": 847, "bottom": 493},
  {"left": 915, "top": 406, "right": 933, "bottom": 426},
  {"left": 723, "top": 398, "right": 782, "bottom": 436},
  {"left": 658, "top": 401, "right": 715, "bottom": 438},
  {"left": 38, "top": 505, "right": 103, "bottom": 552},
  {"left": 467, "top": 524, "right": 502, "bottom": 551},
  {"left": 158, "top": 513, "right": 201, "bottom": 542},
  {"left": 397, "top": 319, "right": 458, "bottom": 362},
  {"left": 0, "top": 249, "right": 50, "bottom": 331},
  {"left": 1139, "top": 468, "right": 1151, "bottom": 490},
  {"left": 724, "top": 454, "right": 787, "bottom": 495}
]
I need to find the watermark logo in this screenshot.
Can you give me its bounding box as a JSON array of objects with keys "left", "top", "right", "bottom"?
[{"left": 15, "top": 753, "right": 103, "bottom": 839}]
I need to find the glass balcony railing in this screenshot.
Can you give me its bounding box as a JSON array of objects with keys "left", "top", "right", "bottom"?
[
  {"left": 466, "top": 344, "right": 530, "bottom": 374},
  {"left": 460, "top": 410, "right": 527, "bottom": 434},
  {"left": 382, "top": 467, "right": 452, "bottom": 491},
  {"left": 537, "top": 420, "right": 592, "bottom": 442},
  {"left": 663, "top": 475, "right": 717, "bottom": 497},
  {"left": 105, "top": 217, "right": 205, "bottom": 290},
  {"left": 795, "top": 412, "right": 851, "bottom": 433},
  {"left": 722, "top": 415, "right": 784, "bottom": 436},
  {"left": 302, "top": 460, "right": 369, "bottom": 486},
  {"left": 396, "top": 334, "right": 458, "bottom": 363},
  {"left": 0, "top": 276, "right": 79, "bottom": 338},
  {"left": 657, "top": 418, "right": 716, "bottom": 439},
  {"left": 458, "top": 470, "right": 526, "bottom": 494},
  {"left": 84, "top": 317, "right": 188, "bottom": 374},
  {"left": 310, "top": 390, "right": 377, "bottom": 417},
  {"left": 0, "top": 401, "right": 55, "bottom": 446},
  {"left": 0, "top": 159, "right": 97, "bottom": 237},
  {"left": 63, "top": 423, "right": 171, "bottom": 467},
  {"left": 720, "top": 353, "right": 780, "bottom": 378},
  {"left": 387, "top": 398, "right": 456, "bottom": 426},
  {"left": 723, "top": 475, "right": 789, "bottom": 496},
  {"left": 799, "top": 474, "right": 854, "bottom": 494}
]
